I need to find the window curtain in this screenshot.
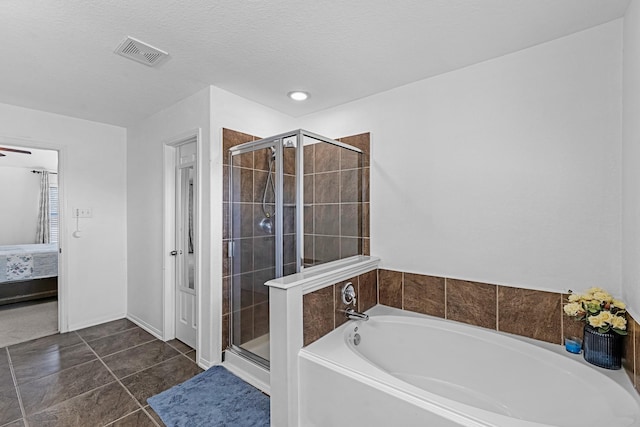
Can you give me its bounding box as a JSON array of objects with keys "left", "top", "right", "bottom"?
[{"left": 35, "top": 171, "right": 50, "bottom": 244}]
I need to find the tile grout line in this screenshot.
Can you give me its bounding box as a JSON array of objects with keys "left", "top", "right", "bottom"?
[
  {"left": 13, "top": 334, "right": 156, "bottom": 389},
  {"left": 165, "top": 339, "right": 192, "bottom": 355},
  {"left": 401, "top": 272, "right": 404, "bottom": 310},
  {"left": 7, "top": 325, "right": 177, "bottom": 427},
  {"left": 559, "top": 294, "right": 564, "bottom": 345},
  {"left": 98, "top": 337, "right": 159, "bottom": 359},
  {"left": 32, "top": 364, "right": 167, "bottom": 427},
  {"left": 25, "top": 380, "right": 121, "bottom": 422},
  {"left": 332, "top": 284, "right": 336, "bottom": 330},
  {"left": 180, "top": 351, "right": 195, "bottom": 364},
  {"left": 117, "top": 353, "right": 195, "bottom": 389},
  {"left": 17, "top": 355, "right": 101, "bottom": 388},
  {"left": 74, "top": 331, "right": 161, "bottom": 427},
  {"left": 10, "top": 339, "right": 88, "bottom": 360},
  {"left": 6, "top": 347, "right": 29, "bottom": 427},
  {"left": 376, "top": 269, "right": 379, "bottom": 305},
  {"left": 495, "top": 285, "right": 499, "bottom": 332},
  {"left": 444, "top": 278, "right": 448, "bottom": 319},
  {"left": 109, "top": 404, "right": 162, "bottom": 427},
  {"left": 80, "top": 324, "right": 141, "bottom": 345}
]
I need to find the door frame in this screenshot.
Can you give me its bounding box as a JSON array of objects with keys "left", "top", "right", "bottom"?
[
  {"left": 0, "top": 135, "right": 66, "bottom": 332},
  {"left": 162, "top": 129, "right": 202, "bottom": 352}
]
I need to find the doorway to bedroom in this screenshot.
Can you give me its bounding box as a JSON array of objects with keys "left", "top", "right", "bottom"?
[{"left": 0, "top": 144, "right": 59, "bottom": 347}]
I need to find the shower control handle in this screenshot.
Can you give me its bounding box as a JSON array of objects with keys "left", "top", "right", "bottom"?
[{"left": 342, "top": 282, "right": 356, "bottom": 306}]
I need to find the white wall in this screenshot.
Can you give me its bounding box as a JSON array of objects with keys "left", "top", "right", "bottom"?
[
  {"left": 127, "top": 85, "right": 293, "bottom": 367},
  {"left": 300, "top": 20, "right": 623, "bottom": 295},
  {"left": 623, "top": 0, "right": 640, "bottom": 318},
  {"left": 0, "top": 167, "right": 40, "bottom": 244},
  {"left": 0, "top": 102, "right": 127, "bottom": 331},
  {"left": 127, "top": 87, "right": 212, "bottom": 347}
]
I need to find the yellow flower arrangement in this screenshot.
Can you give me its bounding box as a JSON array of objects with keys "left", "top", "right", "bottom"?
[{"left": 563, "top": 287, "right": 627, "bottom": 335}]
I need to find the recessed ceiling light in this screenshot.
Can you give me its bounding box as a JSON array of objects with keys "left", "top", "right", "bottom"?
[{"left": 288, "top": 91, "right": 309, "bottom": 101}]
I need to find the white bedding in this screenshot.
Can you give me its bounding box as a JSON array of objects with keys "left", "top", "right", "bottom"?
[{"left": 0, "top": 243, "right": 58, "bottom": 283}]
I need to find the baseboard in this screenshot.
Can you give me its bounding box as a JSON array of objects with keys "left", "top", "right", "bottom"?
[
  {"left": 126, "top": 313, "right": 163, "bottom": 340},
  {"left": 198, "top": 356, "right": 213, "bottom": 370},
  {"left": 68, "top": 312, "right": 127, "bottom": 332}
]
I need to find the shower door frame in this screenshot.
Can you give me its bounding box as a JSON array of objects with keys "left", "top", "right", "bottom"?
[
  {"left": 227, "top": 129, "right": 362, "bottom": 368},
  {"left": 228, "top": 135, "right": 293, "bottom": 368}
]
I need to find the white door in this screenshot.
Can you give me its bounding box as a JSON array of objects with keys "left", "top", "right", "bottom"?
[{"left": 174, "top": 142, "right": 197, "bottom": 348}]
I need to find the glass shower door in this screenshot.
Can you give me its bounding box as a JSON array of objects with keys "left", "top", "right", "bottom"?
[{"left": 230, "top": 143, "right": 281, "bottom": 366}]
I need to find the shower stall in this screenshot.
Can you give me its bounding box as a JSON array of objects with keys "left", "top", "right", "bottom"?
[{"left": 228, "top": 129, "right": 365, "bottom": 367}]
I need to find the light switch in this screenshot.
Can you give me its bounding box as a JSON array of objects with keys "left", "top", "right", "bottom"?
[{"left": 73, "top": 208, "right": 93, "bottom": 218}]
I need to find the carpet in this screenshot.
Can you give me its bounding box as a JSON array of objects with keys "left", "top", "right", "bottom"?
[
  {"left": 148, "top": 365, "right": 270, "bottom": 427},
  {"left": 0, "top": 300, "right": 58, "bottom": 348}
]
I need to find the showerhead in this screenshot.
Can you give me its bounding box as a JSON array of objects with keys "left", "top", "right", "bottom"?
[{"left": 259, "top": 216, "right": 273, "bottom": 234}]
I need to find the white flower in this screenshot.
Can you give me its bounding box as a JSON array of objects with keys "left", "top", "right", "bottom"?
[
  {"left": 610, "top": 316, "right": 627, "bottom": 330},
  {"left": 588, "top": 315, "right": 605, "bottom": 328},
  {"left": 563, "top": 302, "right": 582, "bottom": 317},
  {"left": 568, "top": 294, "right": 581, "bottom": 302}
]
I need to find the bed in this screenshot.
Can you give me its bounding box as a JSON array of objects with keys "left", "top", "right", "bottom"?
[{"left": 0, "top": 243, "right": 58, "bottom": 305}]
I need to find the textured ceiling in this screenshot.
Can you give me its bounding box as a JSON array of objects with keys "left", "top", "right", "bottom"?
[{"left": 0, "top": 0, "right": 630, "bottom": 127}]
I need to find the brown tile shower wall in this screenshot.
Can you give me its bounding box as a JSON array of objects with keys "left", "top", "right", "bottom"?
[{"left": 303, "top": 133, "right": 371, "bottom": 266}]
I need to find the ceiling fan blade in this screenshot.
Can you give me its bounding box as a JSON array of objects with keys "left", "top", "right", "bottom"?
[{"left": 0, "top": 147, "right": 31, "bottom": 154}]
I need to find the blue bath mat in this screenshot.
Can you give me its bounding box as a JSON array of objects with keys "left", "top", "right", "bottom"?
[{"left": 147, "top": 365, "right": 270, "bottom": 427}]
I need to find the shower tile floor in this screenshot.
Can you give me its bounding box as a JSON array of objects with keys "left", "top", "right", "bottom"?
[
  {"left": 0, "top": 319, "right": 201, "bottom": 426},
  {"left": 242, "top": 333, "right": 270, "bottom": 361}
]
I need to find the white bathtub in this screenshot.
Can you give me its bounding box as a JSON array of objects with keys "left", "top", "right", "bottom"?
[{"left": 299, "top": 305, "right": 640, "bottom": 427}]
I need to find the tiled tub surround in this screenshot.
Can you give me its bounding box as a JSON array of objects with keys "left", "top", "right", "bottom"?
[
  {"left": 302, "top": 269, "right": 377, "bottom": 346},
  {"left": 221, "top": 129, "right": 371, "bottom": 354},
  {"left": 303, "top": 266, "right": 640, "bottom": 401},
  {"left": 303, "top": 269, "right": 565, "bottom": 347},
  {"left": 623, "top": 313, "right": 640, "bottom": 397},
  {"left": 377, "top": 270, "right": 565, "bottom": 344},
  {"left": 0, "top": 319, "right": 200, "bottom": 426}
]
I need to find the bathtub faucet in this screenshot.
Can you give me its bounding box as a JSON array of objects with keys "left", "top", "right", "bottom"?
[
  {"left": 340, "top": 282, "right": 368, "bottom": 320},
  {"left": 342, "top": 307, "right": 369, "bottom": 321}
]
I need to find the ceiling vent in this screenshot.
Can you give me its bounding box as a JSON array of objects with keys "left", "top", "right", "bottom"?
[{"left": 114, "top": 36, "right": 169, "bottom": 67}]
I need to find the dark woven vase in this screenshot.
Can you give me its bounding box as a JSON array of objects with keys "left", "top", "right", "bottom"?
[{"left": 583, "top": 324, "right": 623, "bottom": 370}]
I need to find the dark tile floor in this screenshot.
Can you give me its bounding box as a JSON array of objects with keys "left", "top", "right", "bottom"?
[{"left": 0, "top": 319, "right": 201, "bottom": 426}]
